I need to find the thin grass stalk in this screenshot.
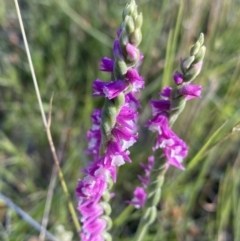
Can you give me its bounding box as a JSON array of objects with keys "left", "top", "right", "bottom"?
[
  {"left": 0, "top": 193, "right": 59, "bottom": 241},
  {"left": 39, "top": 125, "right": 72, "bottom": 241},
  {"left": 53, "top": 0, "right": 112, "bottom": 47},
  {"left": 162, "top": 0, "right": 184, "bottom": 87},
  {"left": 13, "top": 0, "right": 81, "bottom": 234}
]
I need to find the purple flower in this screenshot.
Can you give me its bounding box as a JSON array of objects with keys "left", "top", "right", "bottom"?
[
  {"left": 126, "top": 43, "right": 139, "bottom": 61},
  {"left": 78, "top": 52, "right": 144, "bottom": 241},
  {"left": 100, "top": 57, "right": 114, "bottom": 72},
  {"left": 128, "top": 156, "right": 154, "bottom": 208},
  {"left": 173, "top": 72, "right": 183, "bottom": 85},
  {"left": 77, "top": 150, "right": 118, "bottom": 239},
  {"left": 116, "top": 106, "right": 137, "bottom": 129},
  {"left": 126, "top": 69, "right": 145, "bottom": 92},
  {"left": 164, "top": 136, "right": 187, "bottom": 170},
  {"left": 79, "top": 199, "right": 107, "bottom": 241},
  {"left": 102, "top": 140, "right": 132, "bottom": 166},
  {"left": 113, "top": 39, "right": 122, "bottom": 59},
  {"left": 146, "top": 86, "right": 189, "bottom": 170},
  {"left": 180, "top": 84, "right": 202, "bottom": 100},
  {"left": 85, "top": 109, "right": 102, "bottom": 160},
  {"left": 104, "top": 81, "right": 129, "bottom": 99},
  {"left": 138, "top": 156, "right": 154, "bottom": 188},
  {"left": 92, "top": 79, "right": 129, "bottom": 99},
  {"left": 125, "top": 92, "right": 141, "bottom": 109},
  {"left": 147, "top": 112, "right": 188, "bottom": 170},
  {"left": 92, "top": 79, "right": 107, "bottom": 97},
  {"left": 127, "top": 187, "right": 147, "bottom": 209},
  {"left": 77, "top": 2, "right": 144, "bottom": 239},
  {"left": 116, "top": 28, "right": 122, "bottom": 38},
  {"left": 160, "top": 86, "right": 172, "bottom": 99},
  {"left": 76, "top": 172, "right": 107, "bottom": 201},
  {"left": 151, "top": 100, "right": 171, "bottom": 116},
  {"left": 145, "top": 112, "right": 169, "bottom": 133}
]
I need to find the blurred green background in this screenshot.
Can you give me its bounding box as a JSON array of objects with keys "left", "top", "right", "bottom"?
[{"left": 1, "top": 0, "right": 240, "bottom": 240}]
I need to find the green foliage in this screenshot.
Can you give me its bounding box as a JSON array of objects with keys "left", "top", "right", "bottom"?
[{"left": 1, "top": 0, "right": 240, "bottom": 240}]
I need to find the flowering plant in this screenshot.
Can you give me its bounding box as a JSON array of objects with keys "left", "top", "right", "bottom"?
[
  {"left": 76, "top": 1, "right": 205, "bottom": 241},
  {"left": 76, "top": 1, "right": 144, "bottom": 240}
]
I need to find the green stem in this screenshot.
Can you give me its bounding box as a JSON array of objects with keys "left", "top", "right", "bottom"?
[
  {"left": 13, "top": 0, "right": 81, "bottom": 233},
  {"left": 134, "top": 165, "right": 166, "bottom": 241},
  {"left": 114, "top": 205, "right": 134, "bottom": 227}
]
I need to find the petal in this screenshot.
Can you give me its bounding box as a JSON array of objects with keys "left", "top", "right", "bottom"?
[
  {"left": 104, "top": 80, "right": 129, "bottom": 99},
  {"left": 127, "top": 187, "right": 147, "bottom": 209},
  {"left": 126, "top": 43, "right": 139, "bottom": 61},
  {"left": 180, "top": 84, "right": 202, "bottom": 98},
  {"left": 146, "top": 113, "right": 169, "bottom": 133},
  {"left": 100, "top": 57, "right": 114, "bottom": 72},
  {"left": 113, "top": 39, "right": 121, "bottom": 58},
  {"left": 160, "top": 86, "right": 172, "bottom": 99},
  {"left": 151, "top": 100, "right": 171, "bottom": 116},
  {"left": 173, "top": 72, "right": 183, "bottom": 84},
  {"left": 92, "top": 79, "right": 107, "bottom": 97},
  {"left": 116, "top": 28, "right": 122, "bottom": 38},
  {"left": 126, "top": 69, "right": 144, "bottom": 91}
]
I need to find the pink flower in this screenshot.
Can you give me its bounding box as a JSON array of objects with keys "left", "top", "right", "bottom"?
[
  {"left": 85, "top": 109, "right": 101, "bottom": 160},
  {"left": 127, "top": 187, "right": 147, "bottom": 209},
  {"left": 128, "top": 156, "right": 154, "bottom": 208},
  {"left": 173, "top": 72, "right": 183, "bottom": 84},
  {"left": 77, "top": 3, "right": 144, "bottom": 238},
  {"left": 180, "top": 84, "right": 202, "bottom": 100},
  {"left": 126, "top": 69, "right": 145, "bottom": 92},
  {"left": 126, "top": 43, "right": 140, "bottom": 61},
  {"left": 147, "top": 112, "right": 188, "bottom": 170}
]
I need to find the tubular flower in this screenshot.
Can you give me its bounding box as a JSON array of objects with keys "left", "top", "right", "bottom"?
[{"left": 76, "top": 1, "right": 144, "bottom": 240}]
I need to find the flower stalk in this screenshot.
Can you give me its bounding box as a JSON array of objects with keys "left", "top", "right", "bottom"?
[
  {"left": 134, "top": 34, "right": 206, "bottom": 241},
  {"left": 76, "top": 1, "right": 144, "bottom": 240}
]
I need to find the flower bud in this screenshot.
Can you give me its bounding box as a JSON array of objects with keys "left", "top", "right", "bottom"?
[
  {"left": 173, "top": 72, "right": 183, "bottom": 84},
  {"left": 193, "top": 46, "right": 206, "bottom": 64},
  {"left": 190, "top": 42, "right": 200, "bottom": 56},
  {"left": 129, "top": 28, "right": 142, "bottom": 47},
  {"left": 180, "top": 56, "right": 195, "bottom": 74},
  {"left": 114, "top": 54, "right": 128, "bottom": 78},
  {"left": 135, "top": 12, "right": 143, "bottom": 29},
  {"left": 198, "top": 33, "right": 204, "bottom": 46},
  {"left": 125, "top": 16, "right": 135, "bottom": 34}
]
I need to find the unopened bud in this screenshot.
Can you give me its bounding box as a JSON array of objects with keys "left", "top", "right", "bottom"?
[
  {"left": 180, "top": 56, "right": 195, "bottom": 74},
  {"left": 135, "top": 12, "right": 143, "bottom": 29},
  {"left": 129, "top": 28, "right": 142, "bottom": 46},
  {"left": 198, "top": 33, "right": 204, "bottom": 46},
  {"left": 190, "top": 42, "right": 200, "bottom": 56},
  {"left": 173, "top": 72, "right": 183, "bottom": 85},
  {"left": 193, "top": 46, "right": 206, "bottom": 64},
  {"left": 102, "top": 232, "right": 113, "bottom": 241},
  {"left": 183, "top": 61, "right": 202, "bottom": 82},
  {"left": 100, "top": 202, "right": 112, "bottom": 216},
  {"left": 114, "top": 55, "right": 128, "bottom": 78},
  {"left": 102, "top": 216, "right": 113, "bottom": 230},
  {"left": 125, "top": 16, "right": 135, "bottom": 34}
]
